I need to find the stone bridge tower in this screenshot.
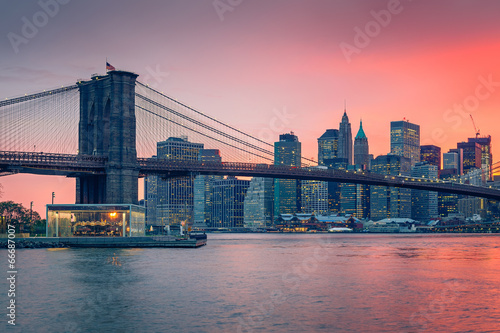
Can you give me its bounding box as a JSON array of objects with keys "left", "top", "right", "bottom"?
[{"left": 76, "top": 70, "right": 139, "bottom": 204}]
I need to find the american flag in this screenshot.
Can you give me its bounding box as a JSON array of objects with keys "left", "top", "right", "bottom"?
[{"left": 106, "top": 61, "right": 115, "bottom": 71}]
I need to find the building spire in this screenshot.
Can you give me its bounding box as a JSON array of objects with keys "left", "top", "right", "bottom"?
[{"left": 355, "top": 119, "right": 367, "bottom": 139}]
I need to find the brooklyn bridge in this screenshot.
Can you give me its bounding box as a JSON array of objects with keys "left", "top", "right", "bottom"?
[{"left": 1, "top": 70, "right": 500, "bottom": 202}]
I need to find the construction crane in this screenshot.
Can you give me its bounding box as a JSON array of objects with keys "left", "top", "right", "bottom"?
[{"left": 469, "top": 114, "right": 480, "bottom": 138}]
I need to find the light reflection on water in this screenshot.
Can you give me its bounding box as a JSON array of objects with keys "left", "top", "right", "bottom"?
[{"left": 2, "top": 234, "right": 500, "bottom": 332}]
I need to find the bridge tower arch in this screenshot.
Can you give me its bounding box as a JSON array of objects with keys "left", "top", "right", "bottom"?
[{"left": 76, "top": 70, "right": 139, "bottom": 204}]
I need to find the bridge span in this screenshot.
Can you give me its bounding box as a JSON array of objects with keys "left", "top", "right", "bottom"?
[{"left": 2, "top": 151, "right": 500, "bottom": 201}]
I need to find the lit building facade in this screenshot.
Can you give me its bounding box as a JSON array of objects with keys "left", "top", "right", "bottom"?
[
  {"left": 317, "top": 129, "right": 339, "bottom": 165},
  {"left": 301, "top": 166, "right": 329, "bottom": 215},
  {"left": 341, "top": 165, "right": 370, "bottom": 219},
  {"left": 370, "top": 154, "right": 411, "bottom": 220},
  {"left": 420, "top": 145, "right": 441, "bottom": 170},
  {"left": 211, "top": 177, "right": 250, "bottom": 228},
  {"left": 156, "top": 137, "right": 203, "bottom": 227},
  {"left": 47, "top": 204, "right": 145, "bottom": 237},
  {"left": 390, "top": 120, "right": 420, "bottom": 166},
  {"left": 411, "top": 161, "right": 438, "bottom": 221},
  {"left": 274, "top": 132, "right": 301, "bottom": 216},
  {"left": 193, "top": 149, "right": 222, "bottom": 229},
  {"left": 144, "top": 161, "right": 158, "bottom": 226},
  {"left": 468, "top": 136, "right": 492, "bottom": 180},
  {"left": 457, "top": 141, "right": 481, "bottom": 174},
  {"left": 244, "top": 177, "right": 274, "bottom": 229}
]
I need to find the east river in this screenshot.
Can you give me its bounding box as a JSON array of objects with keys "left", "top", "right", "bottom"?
[{"left": 1, "top": 233, "right": 499, "bottom": 332}]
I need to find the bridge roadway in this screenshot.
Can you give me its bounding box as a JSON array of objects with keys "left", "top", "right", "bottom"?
[{"left": 1, "top": 151, "right": 500, "bottom": 201}]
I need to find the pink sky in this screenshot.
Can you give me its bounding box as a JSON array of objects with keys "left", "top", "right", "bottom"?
[{"left": 1, "top": 0, "right": 500, "bottom": 217}]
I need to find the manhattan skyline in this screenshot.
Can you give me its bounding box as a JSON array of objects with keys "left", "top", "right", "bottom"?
[{"left": 1, "top": 0, "right": 500, "bottom": 214}]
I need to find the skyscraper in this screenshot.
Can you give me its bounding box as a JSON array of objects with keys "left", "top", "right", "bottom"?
[
  {"left": 420, "top": 145, "right": 441, "bottom": 170},
  {"left": 156, "top": 137, "right": 203, "bottom": 227},
  {"left": 274, "top": 132, "right": 301, "bottom": 217},
  {"left": 211, "top": 177, "right": 250, "bottom": 229},
  {"left": 301, "top": 166, "right": 329, "bottom": 215},
  {"left": 244, "top": 176, "right": 274, "bottom": 229},
  {"left": 411, "top": 161, "right": 438, "bottom": 221},
  {"left": 370, "top": 154, "right": 411, "bottom": 220},
  {"left": 468, "top": 136, "right": 492, "bottom": 180},
  {"left": 457, "top": 141, "right": 481, "bottom": 174},
  {"left": 390, "top": 120, "right": 420, "bottom": 166},
  {"left": 338, "top": 110, "right": 353, "bottom": 165},
  {"left": 354, "top": 119, "right": 370, "bottom": 168},
  {"left": 193, "top": 149, "right": 222, "bottom": 228},
  {"left": 341, "top": 165, "right": 370, "bottom": 219},
  {"left": 317, "top": 129, "right": 339, "bottom": 165}
]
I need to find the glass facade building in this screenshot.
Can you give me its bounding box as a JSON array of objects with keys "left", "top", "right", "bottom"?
[
  {"left": 457, "top": 141, "right": 481, "bottom": 174},
  {"left": 411, "top": 161, "right": 438, "bottom": 221},
  {"left": 468, "top": 136, "right": 492, "bottom": 180},
  {"left": 370, "top": 154, "right": 411, "bottom": 220},
  {"left": 301, "top": 166, "right": 329, "bottom": 215},
  {"left": 420, "top": 145, "right": 441, "bottom": 170},
  {"left": 244, "top": 176, "right": 274, "bottom": 229},
  {"left": 274, "top": 133, "right": 301, "bottom": 216},
  {"left": 390, "top": 120, "right": 420, "bottom": 166},
  {"left": 155, "top": 137, "right": 204, "bottom": 227},
  {"left": 211, "top": 177, "right": 250, "bottom": 228},
  {"left": 46, "top": 204, "right": 145, "bottom": 237},
  {"left": 193, "top": 149, "right": 222, "bottom": 228},
  {"left": 317, "top": 129, "right": 339, "bottom": 165}
]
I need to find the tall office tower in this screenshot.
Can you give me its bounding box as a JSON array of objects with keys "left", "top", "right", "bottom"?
[
  {"left": 420, "top": 145, "right": 441, "bottom": 170},
  {"left": 156, "top": 137, "right": 203, "bottom": 227},
  {"left": 457, "top": 141, "right": 481, "bottom": 174},
  {"left": 438, "top": 163, "right": 458, "bottom": 217},
  {"left": 244, "top": 176, "right": 274, "bottom": 229},
  {"left": 211, "top": 177, "right": 250, "bottom": 229},
  {"left": 317, "top": 129, "right": 339, "bottom": 165},
  {"left": 411, "top": 161, "right": 438, "bottom": 221},
  {"left": 370, "top": 154, "right": 411, "bottom": 220},
  {"left": 274, "top": 132, "right": 302, "bottom": 216},
  {"left": 320, "top": 157, "right": 348, "bottom": 214},
  {"left": 301, "top": 166, "right": 329, "bottom": 215},
  {"left": 338, "top": 110, "right": 353, "bottom": 165},
  {"left": 354, "top": 120, "right": 370, "bottom": 169},
  {"left": 318, "top": 127, "right": 348, "bottom": 215},
  {"left": 144, "top": 158, "right": 158, "bottom": 225},
  {"left": 193, "top": 149, "right": 222, "bottom": 229},
  {"left": 341, "top": 165, "right": 370, "bottom": 219},
  {"left": 445, "top": 148, "right": 463, "bottom": 175},
  {"left": 468, "top": 136, "right": 492, "bottom": 180},
  {"left": 390, "top": 120, "right": 420, "bottom": 166}
]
